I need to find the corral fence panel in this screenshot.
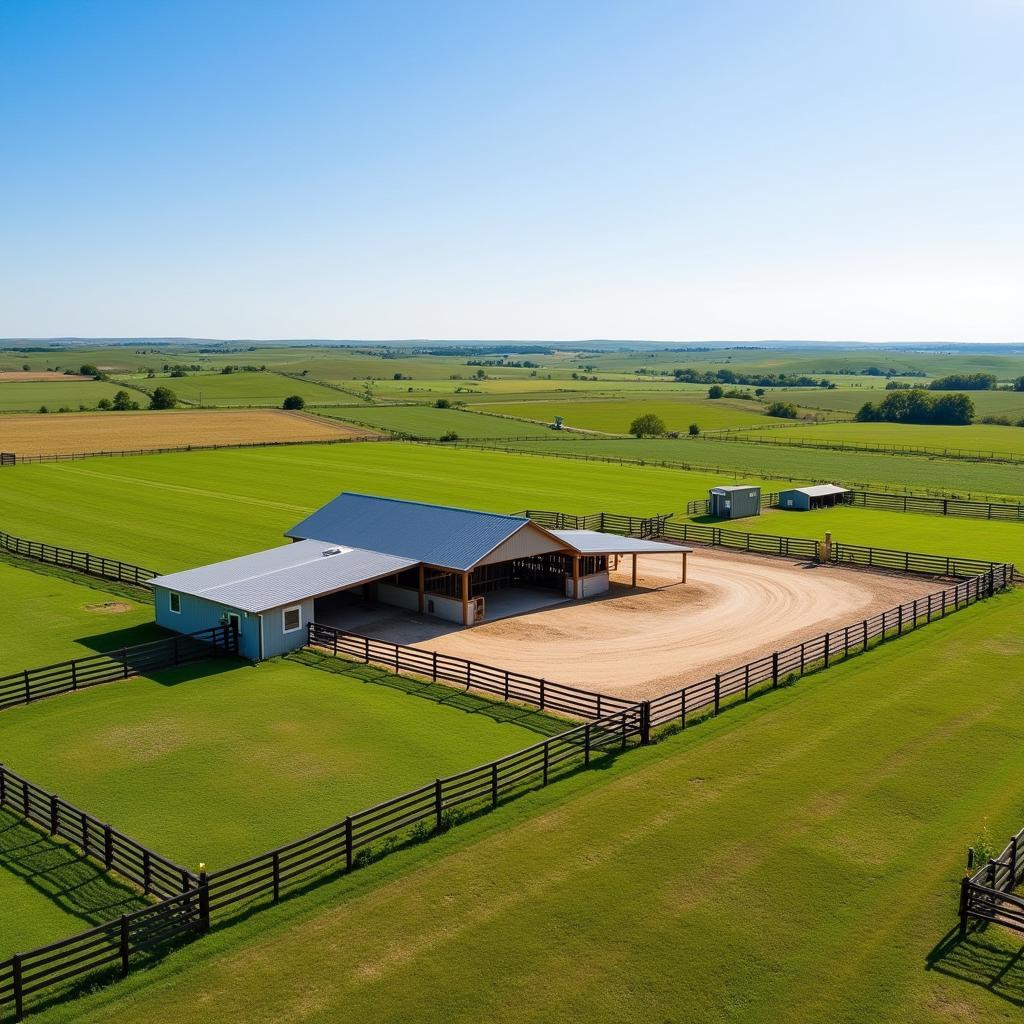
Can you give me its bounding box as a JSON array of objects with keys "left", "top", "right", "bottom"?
[
  {"left": 0, "top": 530, "right": 158, "bottom": 587},
  {"left": 960, "top": 824, "right": 1024, "bottom": 937},
  {"left": 0, "top": 626, "right": 238, "bottom": 712},
  {"left": 848, "top": 489, "right": 1024, "bottom": 521}
]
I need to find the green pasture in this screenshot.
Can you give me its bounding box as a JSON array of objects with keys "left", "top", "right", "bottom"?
[
  {"left": 692, "top": 505, "right": 1024, "bottom": 570},
  {"left": 772, "top": 387, "right": 1024, "bottom": 420},
  {"left": 475, "top": 395, "right": 778, "bottom": 433},
  {"left": 0, "top": 809, "right": 151, "bottom": 959},
  {"left": 315, "top": 405, "right": 555, "bottom": 438},
  {"left": 0, "top": 380, "right": 127, "bottom": 412},
  {"left": 0, "top": 443, "right": 780, "bottom": 571},
  {"left": 0, "top": 559, "right": 160, "bottom": 675},
  {"left": 0, "top": 654, "right": 564, "bottom": 869},
  {"left": 110, "top": 371, "right": 345, "bottom": 408},
  {"left": 728, "top": 420, "right": 1024, "bottom": 455},
  {"left": 476, "top": 436, "right": 1024, "bottom": 500},
  {"left": 35, "top": 591, "right": 1024, "bottom": 1024}
]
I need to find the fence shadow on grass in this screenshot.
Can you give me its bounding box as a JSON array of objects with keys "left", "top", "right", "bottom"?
[
  {"left": 75, "top": 623, "right": 171, "bottom": 657},
  {"left": 0, "top": 810, "right": 150, "bottom": 935},
  {"left": 926, "top": 925, "right": 1024, "bottom": 1007},
  {"left": 287, "top": 648, "right": 573, "bottom": 738}
]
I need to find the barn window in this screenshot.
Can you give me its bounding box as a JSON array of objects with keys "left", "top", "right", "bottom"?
[
  {"left": 169, "top": 592, "right": 181, "bottom": 614},
  {"left": 282, "top": 605, "right": 302, "bottom": 633}
]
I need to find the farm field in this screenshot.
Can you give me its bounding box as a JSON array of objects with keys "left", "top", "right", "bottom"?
[
  {"left": 475, "top": 436, "right": 1024, "bottom": 500},
  {"left": 728, "top": 420, "right": 1024, "bottom": 456},
  {"left": 0, "top": 444, "right": 782, "bottom": 571},
  {"left": 474, "top": 396, "right": 792, "bottom": 433},
  {"left": 690, "top": 506, "right": 1024, "bottom": 571},
  {"left": 111, "top": 371, "right": 347, "bottom": 408},
  {"left": 0, "top": 655, "right": 564, "bottom": 868},
  {"left": 314, "top": 405, "right": 556, "bottom": 438},
  {"left": 771, "top": 387, "right": 1024, "bottom": 420},
  {"left": 0, "top": 379, "right": 127, "bottom": 412},
  {"left": 0, "top": 560, "right": 161, "bottom": 675},
  {"left": 0, "top": 408, "right": 373, "bottom": 456},
  {"left": 0, "top": 809, "right": 150, "bottom": 959},
  {"left": 33, "top": 590, "right": 1024, "bottom": 1024}
]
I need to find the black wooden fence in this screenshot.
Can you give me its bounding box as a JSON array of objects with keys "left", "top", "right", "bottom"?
[
  {"left": 0, "top": 765, "right": 195, "bottom": 900},
  {"left": 0, "top": 626, "right": 237, "bottom": 712},
  {"left": 960, "top": 824, "right": 1024, "bottom": 937},
  {"left": 514, "top": 509, "right": 672, "bottom": 538},
  {"left": 848, "top": 489, "right": 1024, "bottom": 521},
  {"left": 0, "top": 530, "right": 158, "bottom": 587},
  {"left": 828, "top": 542, "right": 1000, "bottom": 578},
  {"left": 685, "top": 492, "right": 780, "bottom": 516},
  {"left": 306, "top": 623, "right": 637, "bottom": 720}
]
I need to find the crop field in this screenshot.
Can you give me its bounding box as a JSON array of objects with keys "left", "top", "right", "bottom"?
[
  {"left": 31, "top": 591, "right": 1024, "bottom": 1024},
  {"left": 0, "top": 443, "right": 781, "bottom": 570},
  {"left": 474, "top": 436, "right": 1024, "bottom": 500},
  {"left": 0, "top": 655, "right": 563, "bottom": 868},
  {"left": 0, "top": 379, "right": 127, "bottom": 412},
  {"left": 771, "top": 387, "right": 1024, "bottom": 420},
  {"left": 0, "top": 809, "right": 151, "bottom": 959},
  {"left": 728, "top": 420, "right": 1024, "bottom": 456},
  {"left": 0, "top": 408, "right": 372, "bottom": 456},
  {"left": 314, "top": 405, "right": 555, "bottom": 438},
  {"left": 0, "top": 559, "right": 161, "bottom": 675},
  {"left": 474, "top": 396, "right": 785, "bottom": 433},
  {"left": 110, "top": 371, "right": 347, "bottom": 407}
]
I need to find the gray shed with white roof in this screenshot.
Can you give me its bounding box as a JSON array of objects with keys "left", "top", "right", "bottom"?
[{"left": 777, "top": 484, "right": 851, "bottom": 511}]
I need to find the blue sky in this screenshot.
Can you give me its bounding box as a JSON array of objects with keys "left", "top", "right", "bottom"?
[{"left": 1, "top": 0, "right": 1021, "bottom": 341}]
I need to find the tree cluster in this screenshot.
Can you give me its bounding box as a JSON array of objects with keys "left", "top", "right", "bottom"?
[
  {"left": 855, "top": 389, "right": 974, "bottom": 425},
  {"left": 928, "top": 373, "right": 997, "bottom": 391}
]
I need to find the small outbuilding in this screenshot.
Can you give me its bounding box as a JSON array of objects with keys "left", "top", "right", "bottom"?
[
  {"left": 709, "top": 485, "right": 761, "bottom": 520},
  {"left": 777, "top": 484, "right": 850, "bottom": 511}
]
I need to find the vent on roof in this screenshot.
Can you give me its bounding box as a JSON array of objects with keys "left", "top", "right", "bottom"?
[{"left": 322, "top": 547, "right": 343, "bottom": 557}]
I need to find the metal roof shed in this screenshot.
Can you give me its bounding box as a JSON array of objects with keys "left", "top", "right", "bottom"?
[
  {"left": 708, "top": 485, "right": 761, "bottom": 519},
  {"left": 778, "top": 485, "right": 850, "bottom": 511}
]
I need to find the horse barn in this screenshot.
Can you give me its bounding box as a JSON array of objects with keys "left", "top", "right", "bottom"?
[
  {"left": 151, "top": 493, "right": 690, "bottom": 661},
  {"left": 778, "top": 484, "right": 851, "bottom": 511}
]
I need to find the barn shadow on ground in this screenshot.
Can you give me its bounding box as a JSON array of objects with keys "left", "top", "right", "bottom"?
[
  {"left": 926, "top": 924, "right": 1024, "bottom": 1007},
  {"left": 75, "top": 622, "right": 170, "bottom": 655}
]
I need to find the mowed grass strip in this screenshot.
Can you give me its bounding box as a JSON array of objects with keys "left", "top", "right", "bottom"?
[
  {"left": 0, "top": 443, "right": 782, "bottom": 570},
  {"left": 0, "top": 408, "right": 371, "bottom": 456},
  {"left": 315, "top": 405, "right": 555, "bottom": 438},
  {"left": 0, "top": 809, "right": 151, "bottom": 959},
  {"left": 0, "top": 655, "right": 567, "bottom": 868},
  {"left": 0, "top": 379, "right": 126, "bottom": 412},
  {"left": 31, "top": 591, "right": 1024, "bottom": 1024},
  {"left": 480, "top": 435, "right": 1024, "bottom": 499},
  {"left": 0, "top": 559, "right": 161, "bottom": 675}
]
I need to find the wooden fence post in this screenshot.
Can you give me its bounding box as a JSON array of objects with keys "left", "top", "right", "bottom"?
[
  {"left": 1010, "top": 835, "right": 1019, "bottom": 890},
  {"left": 823, "top": 633, "right": 830, "bottom": 669},
  {"left": 680, "top": 689, "right": 686, "bottom": 729},
  {"left": 640, "top": 702, "right": 651, "bottom": 745},
  {"left": 12, "top": 953, "right": 23, "bottom": 1021},
  {"left": 714, "top": 674, "right": 721, "bottom": 714},
  {"left": 49, "top": 794, "right": 59, "bottom": 836},
  {"left": 584, "top": 724, "right": 591, "bottom": 766},
  {"left": 772, "top": 652, "right": 779, "bottom": 688},
  {"left": 491, "top": 763, "right": 499, "bottom": 807},
  {"left": 120, "top": 914, "right": 130, "bottom": 976},
  {"left": 344, "top": 817, "right": 353, "bottom": 871},
  {"left": 198, "top": 870, "right": 210, "bottom": 932},
  {"left": 434, "top": 779, "right": 443, "bottom": 830},
  {"left": 104, "top": 824, "right": 113, "bottom": 869},
  {"left": 272, "top": 852, "right": 280, "bottom": 902}
]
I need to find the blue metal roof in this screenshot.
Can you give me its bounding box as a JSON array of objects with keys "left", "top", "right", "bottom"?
[
  {"left": 151, "top": 540, "right": 417, "bottom": 613},
  {"left": 286, "top": 493, "right": 533, "bottom": 571}
]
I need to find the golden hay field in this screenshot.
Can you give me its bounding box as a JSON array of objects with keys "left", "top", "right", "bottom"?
[
  {"left": 0, "top": 408, "right": 376, "bottom": 455},
  {"left": 0, "top": 371, "right": 94, "bottom": 381}
]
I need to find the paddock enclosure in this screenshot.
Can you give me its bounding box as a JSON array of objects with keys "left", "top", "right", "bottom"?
[{"left": 334, "top": 547, "right": 940, "bottom": 700}]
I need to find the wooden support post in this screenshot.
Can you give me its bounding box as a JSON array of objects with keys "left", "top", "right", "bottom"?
[
  {"left": 572, "top": 555, "right": 580, "bottom": 599},
  {"left": 631, "top": 553, "right": 637, "bottom": 587},
  {"left": 461, "top": 572, "right": 470, "bottom": 625},
  {"left": 417, "top": 564, "right": 425, "bottom": 615},
  {"left": 681, "top": 551, "right": 687, "bottom": 583},
  {"left": 959, "top": 876, "right": 970, "bottom": 938}
]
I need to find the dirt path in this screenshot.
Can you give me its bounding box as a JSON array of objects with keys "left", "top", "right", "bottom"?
[{"left": 354, "top": 548, "right": 941, "bottom": 700}]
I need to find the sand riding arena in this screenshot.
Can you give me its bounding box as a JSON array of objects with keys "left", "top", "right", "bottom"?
[{"left": 334, "top": 547, "right": 941, "bottom": 701}]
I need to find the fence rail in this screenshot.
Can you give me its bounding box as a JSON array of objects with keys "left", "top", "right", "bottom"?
[
  {"left": 848, "top": 489, "right": 1024, "bottom": 521},
  {"left": 306, "top": 623, "right": 637, "bottom": 719},
  {"left": 829, "top": 542, "right": 1001, "bottom": 578},
  {"left": 960, "top": 824, "right": 1024, "bottom": 937},
  {"left": 514, "top": 509, "right": 672, "bottom": 538},
  {"left": 0, "top": 626, "right": 238, "bottom": 712},
  {"left": 0, "top": 530, "right": 158, "bottom": 587}
]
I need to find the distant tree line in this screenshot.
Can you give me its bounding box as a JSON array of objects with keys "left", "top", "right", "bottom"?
[
  {"left": 855, "top": 390, "right": 974, "bottom": 425},
  {"left": 671, "top": 368, "right": 834, "bottom": 388},
  {"left": 928, "top": 373, "right": 997, "bottom": 391}
]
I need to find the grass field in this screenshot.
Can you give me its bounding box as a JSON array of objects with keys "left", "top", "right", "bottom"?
[
  {"left": 0, "top": 559, "right": 161, "bottom": 675},
  {"left": 111, "top": 371, "right": 347, "bottom": 408},
  {"left": 314, "top": 405, "right": 556, "bottom": 438},
  {"left": 0, "top": 408, "right": 372, "bottom": 456},
  {"left": 475, "top": 396, "right": 786, "bottom": 433},
  {"left": 476, "top": 436, "right": 1024, "bottom": 499},
  {"left": 0, "top": 443, "right": 781, "bottom": 571},
  {"left": 0, "top": 809, "right": 151, "bottom": 959},
  {"left": 0, "top": 654, "right": 566, "bottom": 868},
  {"left": 729, "top": 420, "right": 1024, "bottom": 456},
  {"left": 0, "top": 379, "right": 127, "bottom": 412},
  {"left": 690, "top": 505, "right": 1024, "bottom": 570},
  {"left": 30, "top": 589, "right": 1024, "bottom": 1024}
]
